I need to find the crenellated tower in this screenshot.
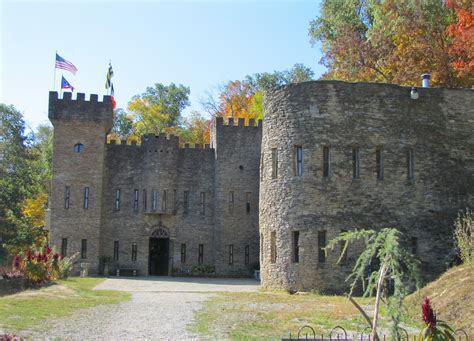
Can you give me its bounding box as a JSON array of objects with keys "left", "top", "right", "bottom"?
[{"left": 48, "top": 92, "right": 113, "bottom": 274}]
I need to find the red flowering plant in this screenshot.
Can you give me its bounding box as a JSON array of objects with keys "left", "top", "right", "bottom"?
[
  {"left": 1, "top": 256, "right": 25, "bottom": 280},
  {"left": 418, "top": 297, "right": 456, "bottom": 341}
]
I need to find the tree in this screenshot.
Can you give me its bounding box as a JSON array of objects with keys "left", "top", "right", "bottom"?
[
  {"left": 326, "top": 228, "right": 421, "bottom": 340},
  {"left": 110, "top": 108, "right": 133, "bottom": 141},
  {"left": 175, "top": 111, "right": 211, "bottom": 145},
  {"left": 309, "top": 0, "right": 472, "bottom": 87}
]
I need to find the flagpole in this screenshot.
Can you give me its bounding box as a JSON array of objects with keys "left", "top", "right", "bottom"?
[{"left": 53, "top": 50, "right": 57, "bottom": 90}]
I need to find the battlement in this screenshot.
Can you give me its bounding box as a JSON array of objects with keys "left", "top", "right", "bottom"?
[
  {"left": 215, "top": 117, "right": 262, "bottom": 128},
  {"left": 107, "top": 135, "right": 213, "bottom": 152},
  {"left": 48, "top": 91, "right": 113, "bottom": 126}
]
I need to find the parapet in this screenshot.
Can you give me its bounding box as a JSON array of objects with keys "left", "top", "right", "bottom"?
[
  {"left": 48, "top": 91, "right": 113, "bottom": 127},
  {"left": 215, "top": 117, "right": 262, "bottom": 128}
]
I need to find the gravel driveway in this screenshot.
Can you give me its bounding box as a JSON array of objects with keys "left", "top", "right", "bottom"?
[{"left": 28, "top": 277, "right": 259, "bottom": 340}]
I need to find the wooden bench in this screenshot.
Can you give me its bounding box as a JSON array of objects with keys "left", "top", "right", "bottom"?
[{"left": 115, "top": 269, "right": 138, "bottom": 277}]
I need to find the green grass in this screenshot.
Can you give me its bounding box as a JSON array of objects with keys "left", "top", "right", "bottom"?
[
  {"left": 191, "top": 291, "right": 418, "bottom": 340},
  {"left": 0, "top": 277, "right": 130, "bottom": 333}
]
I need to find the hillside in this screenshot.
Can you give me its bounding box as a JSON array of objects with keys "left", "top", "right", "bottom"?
[{"left": 405, "top": 264, "right": 474, "bottom": 336}]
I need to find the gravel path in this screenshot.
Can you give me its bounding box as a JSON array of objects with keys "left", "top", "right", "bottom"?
[{"left": 26, "top": 277, "right": 259, "bottom": 340}]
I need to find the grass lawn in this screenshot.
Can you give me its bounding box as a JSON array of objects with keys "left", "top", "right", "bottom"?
[
  {"left": 0, "top": 277, "right": 130, "bottom": 333},
  {"left": 191, "top": 291, "right": 419, "bottom": 340}
]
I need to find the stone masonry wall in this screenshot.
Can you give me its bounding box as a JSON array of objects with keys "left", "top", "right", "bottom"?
[{"left": 260, "top": 81, "right": 474, "bottom": 293}]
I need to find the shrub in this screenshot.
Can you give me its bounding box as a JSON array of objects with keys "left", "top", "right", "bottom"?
[
  {"left": 191, "top": 264, "right": 215, "bottom": 274},
  {"left": 0, "top": 333, "right": 25, "bottom": 341},
  {"left": 418, "top": 297, "right": 455, "bottom": 341},
  {"left": 454, "top": 208, "right": 473, "bottom": 265}
]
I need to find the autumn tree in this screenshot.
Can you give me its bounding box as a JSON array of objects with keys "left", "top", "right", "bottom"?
[
  {"left": 175, "top": 111, "right": 211, "bottom": 145},
  {"left": 309, "top": 0, "right": 473, "bottom": 87},
  {"left": 110, "top": 108, "right": 133, "bottom": 141}
]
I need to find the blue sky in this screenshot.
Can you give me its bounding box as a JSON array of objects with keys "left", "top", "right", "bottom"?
[{"left": 1, "top": 0, "right": 324, "bottom": 129}]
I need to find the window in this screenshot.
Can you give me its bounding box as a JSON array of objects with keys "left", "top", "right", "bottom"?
[
  {"left": 229, "top": 191, "right": 234, "bottom": 214},
  {"left": 323, "top": 146, "right": 330, "bottom": 177},
  {"left": 198, "top": 244, "right": 204, "bottom": 264},
  {"left": 81, "top": 239, "right": 87, "bottom": 259},
  {"left": 339, "top": 229, "right": 348, "bottom": 264},
  {"left": 132, "top": 243, "right": 137, "bottom": 261},
  {"left": 162, "top": 190, "right": 167, "bottom": 211},
  {"left": 318, "top": 230, "right": 326, "bottom": 263},
  {"left": 73, "top": 143, "right": 84, "bottom": 153},
  {"left": 271, "top": 148, "right": 278, "bottom": 179},
  {"left": 64, "top": 186, "right": 70, "bottom": 209},
  {"left": 83, "top": 187, "right": 89, "bottom": 209},
  {"left": 181, "top": 243, "right": 186, "bottom": 263},
  {"left": 200, "top": 192, "right": 205, "bottom": 215},
  {"left": 151, "top": 190, "right": 157, "bottom": 210},
  {"left": 114, "top": 241, "right": 119, "bottom": 261},
  {"left": 411, "top": 237, "right": 418, "bottom": 255},
  {"left": 376, "top": 148, "right": 384, "bottom": 180},
  {"left": 407, "top": 149, "right": 414, "bottom": 179},
  {"left": 173, "top": 190, "right": 177, "bottom": 211},
  {"left": 245, "top": 245, "right": 250, "bottom": 265},
  {"left": 61, "top": 238, "right": 67, "bottom": 257},
  {"left": 115, "top": 189, "right": 121, "bottom": 211},
  {"left": 293, "top": 231, "right": 300, "bottom": 263},
  {"left": 295, "top": 146, "right": 303, "bottom": 176},
  {"left": 143, "top": 189, "right": 147, "bottom": 212},
  {"left": 229, "top": 245, "right": 234, "bottom": 265},
  {"left": 183, "top": 191, "right": 189, "bottom": 214},
  {"left": 270, "top": 231, "right": 277, "bottom": 263},
  {"left": 352, "top": 147, "right": 360, "bottom": 179},
  {"left": 133, "top": 189, "right": 139, "bottom": 212},
  {"left": 246, "top": 192, "right": 251, "bottom": 214}
]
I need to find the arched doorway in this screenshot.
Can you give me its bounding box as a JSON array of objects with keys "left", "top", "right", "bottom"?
[{"left": 149, "top": 227, "right": 170, "bottom": 276}]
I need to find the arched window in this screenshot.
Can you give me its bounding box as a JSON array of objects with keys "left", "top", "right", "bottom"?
[{"left": 73, "top": 143, "right": 84, "bottom": 153}]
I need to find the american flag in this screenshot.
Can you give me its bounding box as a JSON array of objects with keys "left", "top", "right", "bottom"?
[{"left": 55, "top": 53, "right": 78, "bottom": 75}]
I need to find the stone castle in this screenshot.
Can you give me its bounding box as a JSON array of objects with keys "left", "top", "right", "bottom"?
[{"left": 47, "top": 80, "right": 473, "bottom": 293}]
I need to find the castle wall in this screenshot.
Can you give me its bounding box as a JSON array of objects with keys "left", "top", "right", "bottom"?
[
  {"left": 260, "top": 81, "right": 474, "bottom": 293},
  {"left": 213, "top": 118, "right": 262, "bottom": 276}
]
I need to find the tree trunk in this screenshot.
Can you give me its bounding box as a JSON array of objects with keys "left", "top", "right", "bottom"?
[{"left": 372, "top": 262, "right": 388, "bottom": 341}]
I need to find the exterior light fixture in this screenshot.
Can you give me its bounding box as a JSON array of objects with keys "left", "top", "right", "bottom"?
[{"left": 410, "top": 87, "right": 419, "bottom": 100}]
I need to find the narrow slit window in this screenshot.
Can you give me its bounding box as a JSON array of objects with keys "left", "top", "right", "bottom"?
[
  {"left": 271, "top": 148, "right": 278, "bottom": 179},
  {"left": 83, "top": 187, "right": 89, "bottom": 209},
  {"left": 114, "top": 241, "right": 119, "bottom": 261},
  {"left": 228, "top": 245, "right": 234, "bottom": 265},
  {"left": 246, "top": 192, "right": 251, "bottom": 214},
  {"left": 143, "top": 189, "right": 147, "bottom": 212},
  {"left": 198, "top": 244, "right": 204, "bottom": 264},
  {"left": 132, "top": 243, "right": 137, "bottom": 261},
  {"left": 200, "top": 192, "right": 205, "bottom": 215},
  {"left": 183, "top": 191, "right": 189, "bottom": 215},
  {"left": 352, "top": 147, "right": 360, "bottom": 179},
  {"left": 270, "top": 231, "right": 277, "bottom": 263},
  {"left": 229, "top": 191, "right": 234, "bottom": 214},
  {"left": 181, "top": 243, "right": 186, "bottom": 263},
  {"left": 407, "top": 149, "right": 414, "bottom": 179},
  {"left": 81, "top": 239, "right": 87, "bottom": 259},
  {"left": 376, "top": 148, "right": 384, "bottom": 180},
  {"left": 64, "top": 186, "right": 70, "bottom": 209},
  {"left": 318, "top": 230, "right": 326, "bottom": 263},
  {"left": 173, "top": 190, "right": 177, "bottom": 211},
  {"left": 295, "top": 146, "right": 303, "bottom": 176},
  {"left": 245, "top": 245, "right": 250, "bottom": 265},
  {"left": 323, "top": 146, "right": 330, "bottom": 177},
  {"left": 339, "top": 229, "right": 348, "bottom": 264},
  {"left": 293, "top": 231, "right": 300, "bottom": 263},
  {"left": 115, "top": 189, "right": 121, "bottom": 211},
  {"left": 133, "top": 189, "right": 139, "bottom": 212},
  {"left": 162, "top": 190, "right": 167, "bottom": 212},
  {"left": 151, "top": 190, "right": 157, "bottom": 210},
  {"left": 61, "top": 238, "right": 67, "bottom": 257}
]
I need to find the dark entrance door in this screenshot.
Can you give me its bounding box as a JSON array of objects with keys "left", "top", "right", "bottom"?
[{"left": 149, "top": 237, "right": 169, "bottom": 276}]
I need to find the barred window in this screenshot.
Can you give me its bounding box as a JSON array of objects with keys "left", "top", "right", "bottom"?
[
  {"left": 323, "top": 146, "right": 330, "bottom": 177},
  {"left": 132, "top": 243, "right": 137, "bottom": 261},
  {"left": 133, "top": 189, "right": 139, "bottom": 212},
  {"left": 407, "top": 149, "right": 414, "bottom": 180},
  {"left": 352, "top": 147, "right": 360, "bottom": 179},
  {"left": 84, "top": 187, "right": 89, "bottom": 209},
  {"left": 183, "top": 191, "right": 189, "bottom": 214},
  {"left": 64, "top": 186, "right": 70, "bottom": 209},
  {"left": 376, "top": 148, "right": 384, "bottom": 180},
  {"left": 114, "top": 241, "right": 119, "bottom": 261},
  {"left": 293, "top": 231, "right": 300, "bottom": 263},
  {"left": 295, "top": 146, "right": 303, "bottom": 176},
  {"left": 181, "top": 243, "right": 186, "bottom": 263},
  {"left": 73, "top": 143, "right": 84, "bottom": 153},
  {"left": 229, "top": 191, "right": 234, "bottom": 214},
  {"left": 198, "top": 244, "right": 204, "bottom": 264},
  {"left": 228, "top": 245, "right": 234, "bottom": 265},
  {"left": 246, "top": 192, "right": 251, "bottom": 214},
  {"left": 151, "top": 190, "right": 157, "bottom": 210},
  {"left": 162, "top": 190, "right": 167, "bottom": 212},
  {"left": 81, "top": 239, "right": 87, "bottom": 259},
  {"left": 143, "top": 189, "right": 147, "bottom": 212},
  {"left": 318, "top": 230, "right": 326, "bottom": 263},
  {"left": 115, "top": 189, "right": 121, "bottom": 211},
  {"left": 200, "top": 192, "right": 205, "bottom": 215},
  {"left": 245, "top": 245, "right": 250, "bottom": 265},
  {"left": 61, "top": 238, "right": 67, "bottom": 257}
]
